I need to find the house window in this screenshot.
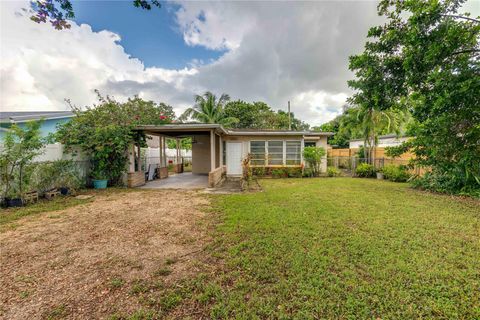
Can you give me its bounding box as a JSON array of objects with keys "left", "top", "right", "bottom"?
[
  {"left": 286, "top": 141, "right": 301, "bottom": 165},
  {"left": 304, "top": 141, "right": 316, "bottom": 148},
  {"left": 250, "top": 141, "right": 266, "bottom": 165},
  {"left": 268, "top": 141, "right": 283, "bottom": 165}
]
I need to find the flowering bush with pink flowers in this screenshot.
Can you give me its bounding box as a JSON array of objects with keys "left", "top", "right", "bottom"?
[{"left": 56, "top": 92, "right": 174, "bottom": 185}]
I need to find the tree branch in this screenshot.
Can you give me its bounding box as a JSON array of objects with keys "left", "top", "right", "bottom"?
[
  {"left": 451, "top": 49, "right": 480, "bottom": 56},
  {"left": 441, "top": 14, "right": 480, "bottom": 23}
]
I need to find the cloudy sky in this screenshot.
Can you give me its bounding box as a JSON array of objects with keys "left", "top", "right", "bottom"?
[{"left": 1, "top": 1, "right": 479, "bottom": 126}]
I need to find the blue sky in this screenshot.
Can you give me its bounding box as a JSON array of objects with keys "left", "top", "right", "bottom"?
[{"left": 71, "top": 1, "right": 226, "bottom": 69}]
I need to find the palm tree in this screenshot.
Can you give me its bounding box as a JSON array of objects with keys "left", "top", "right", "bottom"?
[
  {"left": 179, "top": 92, "right": 238, "bottom": 126},
  {"left": 355, "top": 105, "right": 408, "bottom": 164}
]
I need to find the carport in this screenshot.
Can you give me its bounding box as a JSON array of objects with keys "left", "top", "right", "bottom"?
[{"left": 128, "top": 124, "right": 227, "bottom": 188}]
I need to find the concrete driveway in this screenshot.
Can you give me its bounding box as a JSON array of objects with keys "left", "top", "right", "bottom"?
[{"left": 141, "top": 172, "right": 208, "bottom": 189}]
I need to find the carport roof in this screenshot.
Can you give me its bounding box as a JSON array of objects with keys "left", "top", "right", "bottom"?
[
  {"left": 135, "top": 124, "right": 227, "bottom": 137},
  {"left": 135, "top": 124, "right": 334, "bottom": 137}
]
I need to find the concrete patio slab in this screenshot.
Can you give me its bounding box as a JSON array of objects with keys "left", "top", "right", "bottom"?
[
  {"left": 204, "top": 179, "right": 243, "bottom": 194},
  {"left": 140, "top": 172, "right": 208, "bottom": 189}
]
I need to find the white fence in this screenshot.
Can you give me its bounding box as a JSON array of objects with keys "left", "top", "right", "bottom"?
[
  {"left": 143, "top": 147, "right": 191, "bottom": 167},
  {"left": 0, "top": 143, "right": 89, "bottom": 163}
]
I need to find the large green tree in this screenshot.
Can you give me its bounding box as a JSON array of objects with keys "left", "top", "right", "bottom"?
[
  {"left": 223, "top": 100, "right": 309, "bottom": 130},
  {"left": 180, "top": 92, "right": 239, "bottom": 126},
  {"left": 264, "top": 110, "right": 310, "bottom": 131},
  {"left": 223, "top": 100, "right": 271, "bottom": 128},
  {"left": 313, "top": 106, "right": 363, "bottom": 148},
  {"left": 350, "top": 0, "right": 480, "bottom": 195}
]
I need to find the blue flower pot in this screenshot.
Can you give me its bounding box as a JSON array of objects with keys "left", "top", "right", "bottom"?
[{"left": 93, "top": 179, "right": 108, "bottom": 189}]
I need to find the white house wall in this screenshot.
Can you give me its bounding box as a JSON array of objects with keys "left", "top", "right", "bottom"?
[
  {"left": 349, "top": 136, "right": 409, "bottom": 149},
  {"left": 223, "top": 135, "right": 329, "bottom": 173}
]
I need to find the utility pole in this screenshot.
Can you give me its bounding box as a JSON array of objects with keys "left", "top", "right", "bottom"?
[{"left": 288, "top": 100, "right": 291, "bottom": 130}]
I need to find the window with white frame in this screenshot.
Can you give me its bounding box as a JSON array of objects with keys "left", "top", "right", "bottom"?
[
  {"left": 250, "top": 141, "right": 266, "bottom": 165},
  {"left": 268, "top": 141, "right": 283, "bottom": 165},
  {"left": 286, "top": 141, "right": 302, "bottom": 165},
  {"left": 249, "top": 140, "right": 303, "bottom": 166}
]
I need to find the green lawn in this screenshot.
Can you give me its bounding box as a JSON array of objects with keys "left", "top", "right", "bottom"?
[{"left": 197, "top": 178, "right": 479, "bottom": 319}]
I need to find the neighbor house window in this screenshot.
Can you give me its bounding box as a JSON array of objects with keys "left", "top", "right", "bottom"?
[
  {"left": 286, "top": 141, "right": 301, "bottom": 165},
  {"left": 268, "top": 141, "right": 283, "bottom": 165},
  {"left": 250, "top": 141, "right": 266, "bottom": 165}
]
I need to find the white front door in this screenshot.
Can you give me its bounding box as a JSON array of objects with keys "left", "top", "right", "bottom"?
[{"left": 226, "top": 142, "right": 242, "bottom": 175}]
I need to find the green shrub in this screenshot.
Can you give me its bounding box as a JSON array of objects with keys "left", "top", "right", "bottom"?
[
  {"left": 32, "top": 160, "right": 83, "bottom": 194},
  {"left": 271, "top": 169, "right": 286, "bottom": 178},
  {"left": 302, "top": 147, "right": 326, "bottom": 177},
  {"left": 327, "top": 167, "right": 341, "bottom": 177},
  {"left": 302, "top": 168, "right": 313, "bottom": 178},
  {"left": 355, "top": 163, "right": 375, "bottom": 178},
  {"left": 251, "top": 167, "right": 266, "bottom": 177},
  {"left": 382, "top": 164, "right": 411, "bottom": 182},
  {"left": 0, "top": 121, "right": 44, "bottom": 200},
  {"left": 286, "top": 167, "right": 302, "bottom": 178},
  {"left": 411, "top": 171, "right": 480, "bottom": 198}
]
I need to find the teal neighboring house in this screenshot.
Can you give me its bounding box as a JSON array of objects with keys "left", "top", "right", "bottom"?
[{"left": 0, "top": 111, "right": 74, "bottom": 140}]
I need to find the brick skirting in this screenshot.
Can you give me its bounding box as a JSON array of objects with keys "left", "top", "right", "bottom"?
[
  {"left": 157, "top": 167, "right": 168, "bottom": 179},
  {"left": 174, "top": 164, "right": 183, "bottom": 174},
  {"left": 208, "top": 166, "right": 226, "bottom": 188},
  {"left": 127, "top": 171, "right": 145, "bottom": 187}
]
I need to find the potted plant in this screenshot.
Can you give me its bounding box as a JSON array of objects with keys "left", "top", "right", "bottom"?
[
  {"left": 92, "top": 167, "right": 108, "bottom": 189},
  {"left": 57, "top": 173, "right": 81, "bottom": 195},
  {"left": 4, "top": 188, "right": 24, "bottom": 208},
  {"left": 52, "top": 160, "right": 83, "bottom": 195}
]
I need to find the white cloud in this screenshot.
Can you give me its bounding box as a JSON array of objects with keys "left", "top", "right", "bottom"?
[
  {"left": 173, "top": 1, "right": 381, "bottom": 125},
  {"left": 0, "top": 1, "right": 197, "bottom": 112},
  {"left": 1, "top": 1, "right": 478, "bottom": 126}
]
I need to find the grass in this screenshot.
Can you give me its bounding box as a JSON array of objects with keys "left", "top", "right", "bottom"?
[
  {"left": 0, "top": 196, "right": 92, "bottom": 230},
  {"left": 110, "top": 278, "right": 125, "bottom": 289},
  {"left": 0, "top": 187, "right": 143, "bottom": 231},
  {"left": 187, "top": 178, "right": 480, "bottom": 319}
]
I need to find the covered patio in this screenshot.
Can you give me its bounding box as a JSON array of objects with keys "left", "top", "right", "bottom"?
[{"left": 127, "top": 124, "right": 227, "bottom": 189}]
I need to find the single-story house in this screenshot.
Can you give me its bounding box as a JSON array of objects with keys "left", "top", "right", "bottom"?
[
  {"left": 129, "top": 124, "right": 333, "bottom": 187},
  {"left": 0, "top": 111, "right": 74, "bottom": 139},
  {"left": 349, "top": 134, "right": 410, "bottom": 149},
  {"left": 0, "top": 111, "right": 82, "bottom": 163}
]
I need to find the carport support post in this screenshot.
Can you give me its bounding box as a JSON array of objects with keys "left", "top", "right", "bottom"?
[
  {"left": 158, "top": 135, "right": 163, "bottom": 168},
  {"left": 210, "top": 129, "right": 215, "bottom": 171},
  {"left": 219, "top": 135, "right": 223, "bottom": 167},
  {"left": 176, "top": 138, "right": 180, "bottom": 164},
  {"left": 128, "top": 143, "right": 135, "bottom": 173},
  {"left": 136, "top": 144, "right": 141, "bottom": 172},
  {"left": 161, "top": 136, "right": 166, "bottom": 167}
]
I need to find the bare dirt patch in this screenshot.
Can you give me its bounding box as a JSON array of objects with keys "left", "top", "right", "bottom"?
[{"left": 0, "top": 189, "right": 211, "bottom": 319}]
